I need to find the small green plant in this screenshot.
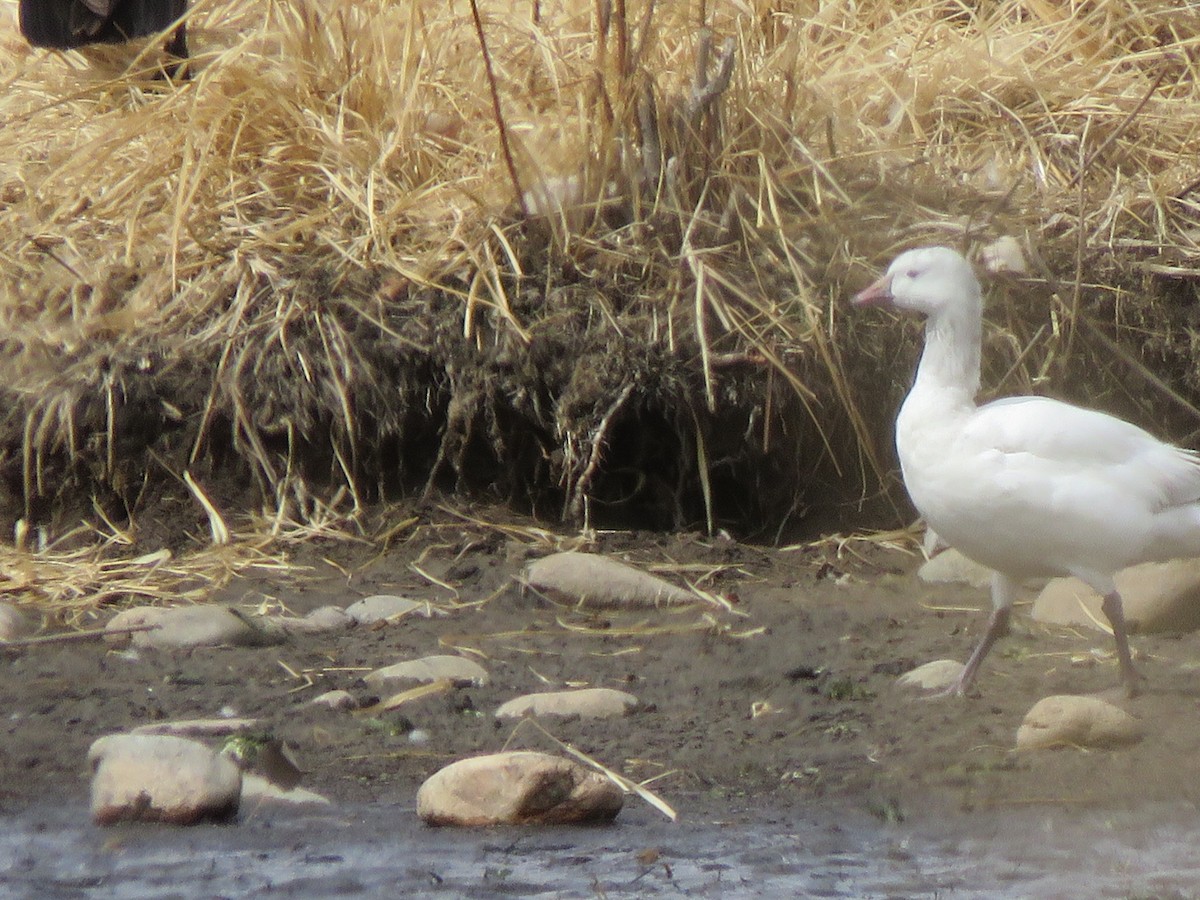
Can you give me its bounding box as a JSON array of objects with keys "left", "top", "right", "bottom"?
[{"left": 821, "top": 676, "right": 874, "bottom": 701}]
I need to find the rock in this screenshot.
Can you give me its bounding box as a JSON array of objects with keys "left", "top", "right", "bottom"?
[
  {"left": 309, "top": 689, "right": 359, "bottom": 711},
  {"left": 131, "top": 717, "right": 261, "bottom": 738},
  {"left": 268, "top": 605, "right": 353, "bottom": 634},
  {"left": 364, "top": 654, "right": 488, "bottom": 688},
  {"left": 344, "top": 594, "right": 427, "bottom": 624},
  {"left": 1032, "top": 560, "right": 1200, "bottom": 634},
  {"left": 105, "top": 605, "right": 279, "bottom": 649},
  {"left": 980, "top": 235, "right": 1029, "bottom": 275},
  {"left": 0, "top": 602, "right": 35, "bottom": 641},
  {"left": 523, "top": 551, "right": 696, "bottom": 608},
  {"left": 922, "top": 527, "right": 946, "bottom": 559},
  {"left": 495, "top": 688, "right": 640, "bottom": 720},
  {"left": 416, "top": 751, "right": 623, "bottom": 826},
  {"left": 1016, "top": 695, "right": 1143, "bottom": 750},
  {"left": 522, "top": 174, "right": 584, "bottom": 220},
  {"left": 896, "top": 659, "right": 964, "bottom": 692},
  {"left": 240, "top": 774, "right": 331, "bottom": 807},
  {"left": 917, "top": 549, "right": 993, "bottom": 590},
  {"left": 88, "top": 734, "right": 242, "bottom": 825},
  {"left": 305, "top": 605, "right": 355, "bottom": 628}
]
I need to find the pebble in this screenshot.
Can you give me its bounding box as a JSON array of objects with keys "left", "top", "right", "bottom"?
[
  {"left": 364, "top": 654, "right": 488, "bottom": 688},
  {"left": 523, "top": 551, "right": 695, "bottom": 608},
  {"left": 309, "top": 689, "right": 359, "bottom": 711},
  {"left": 896, "top": 659, "right": 965, "bottom": 692},
  {"left": 267, "top": 605, "right": 353, "bottom": 634},
  {"left": 1032, "top": 560, "right": 1200, "bottom": 634},
  {"left": 105, "top": 605, "right": 280, "bottom": 649},
  {"left": 344, "top": 594, "right": 428, "bottom": 624},
  {"left": 416, "top": 751, "right": 624, "bottom": 826},
  {"left": 495, "top": 687, "right": 640, "bottom": 720},
  {"left": 1016, "top": 695, "right": 1143, "bottom": 750},
  {"left": 0, "top": 602, "right": 35, "bottom": 641},
  {"left": 88, "top": 734, "right": 242, "bottom": 825}
]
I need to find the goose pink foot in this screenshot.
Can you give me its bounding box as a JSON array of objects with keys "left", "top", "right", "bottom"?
[{"left": 934, "top": 606, "right": 1011, "bottom": 697}]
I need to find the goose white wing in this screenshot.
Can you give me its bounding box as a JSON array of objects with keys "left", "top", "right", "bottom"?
[{"left": 964, "top": 396, "right": 1200, "bottom": 509}]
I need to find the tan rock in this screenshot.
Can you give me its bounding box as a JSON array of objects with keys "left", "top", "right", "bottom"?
[
  {"left": 240, "top": 774, "right": 331, "bottom": 807},
  {"left": 0, "top": 602, "right": 35, "bottom": 641},
  {"left": 267, "top": 605, "right": 353, "bottom": 634},
  {"left": 344, "top": 594, "right": 427, "bottom": 624},
  {"left": 88, "top": 734, "right": 242, "bottom": 825},
  {"left": 1016, "top": 695, "right": 1143, "bottom": 750},
  {"left": 980, "top": 235, "right": 1029, "bottom": 275},
  {"left": 1032, "top": 560, "right": 1200, "bottom": 634},
  {"left": 416, "top": 751, "right": 623, "bottom": 826},
  {"left": 495, "top": 688, "right": 640, "bottom": 720},
  {"left": 522, "top": 174, "right": 585, "bottom": 222},
  {"left": 896, "top": 659, "right": 964, "bottom": 692},
  {"left": 105, "top": 605, "right": 277, "bottom": 649},
  {"left": 523, "top": 551, "right": 695, "bottom": 608},
  {"left": 364, "top": 654, "right": 488, "bottom": 688},
  {"left": 917, "top": 549, "right": 993, "bottom": 590}
]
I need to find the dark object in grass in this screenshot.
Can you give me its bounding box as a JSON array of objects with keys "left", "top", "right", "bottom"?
[
  {"left": 19, "top": 0, "right": 188, "bottom": 72},
  {"left": 784, "top": 664, "right": 822, "bottom": 681}
]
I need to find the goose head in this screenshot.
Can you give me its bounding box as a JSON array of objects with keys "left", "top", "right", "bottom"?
[{"left": 852, "top": 246, "right": 980, "bottom": 318}]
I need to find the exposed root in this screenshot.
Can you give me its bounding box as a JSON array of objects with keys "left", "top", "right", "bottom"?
[{"left": 567, "top": 381, "right": 634, "bottom": 522}]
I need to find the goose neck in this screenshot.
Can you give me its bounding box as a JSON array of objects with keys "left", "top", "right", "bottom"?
[{"left": 913, "top": 309, "right": 981, "bottom": 401}]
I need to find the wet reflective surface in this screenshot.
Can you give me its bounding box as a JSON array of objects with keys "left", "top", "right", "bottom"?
[{"left": 4, "top": 800, "right": 1200, "bottom": 898}]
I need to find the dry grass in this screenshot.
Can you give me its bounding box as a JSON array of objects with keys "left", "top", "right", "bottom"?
[
  {"left": 1, "top": 0, "right": 1200, "bottom": 565},
  {"left": 0, "top": 518, "right": 296, "bottom": 625}
]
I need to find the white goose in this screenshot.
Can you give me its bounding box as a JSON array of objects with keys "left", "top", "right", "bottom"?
[{"left": 853, "top": 246, "right": 1200, "bottom": 696}]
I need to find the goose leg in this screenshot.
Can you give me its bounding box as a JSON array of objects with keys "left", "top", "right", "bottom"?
[
  {"left": 940, "top": 572, "right": 1016, "bottom": 697},
  {"left": 1100, "top": 590, "right": 1141, "bottom": 698},
  {"left": 944, "top": 606, "right": 1010, "bottom": 696}
]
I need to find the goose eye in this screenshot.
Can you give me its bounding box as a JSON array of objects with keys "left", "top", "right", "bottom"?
[{"left": 906, "top": 269, "right": 919, "bottom": 279}]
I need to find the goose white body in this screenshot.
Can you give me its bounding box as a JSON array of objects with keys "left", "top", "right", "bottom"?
[
  {"left": 854, "top": 246, "right": 1200, "bottom": 695},
  {"left": 900, "top": 392, "right": 1200, "bottom": 582}
]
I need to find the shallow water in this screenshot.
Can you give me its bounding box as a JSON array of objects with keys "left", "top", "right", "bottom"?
[{"left": 2, "top": 800, "right": 1198, "bottom": 898}]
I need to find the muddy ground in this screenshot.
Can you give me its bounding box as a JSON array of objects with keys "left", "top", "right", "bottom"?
[{"left": 4, "top": 501, "right": 1200, "bottom": 828}]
